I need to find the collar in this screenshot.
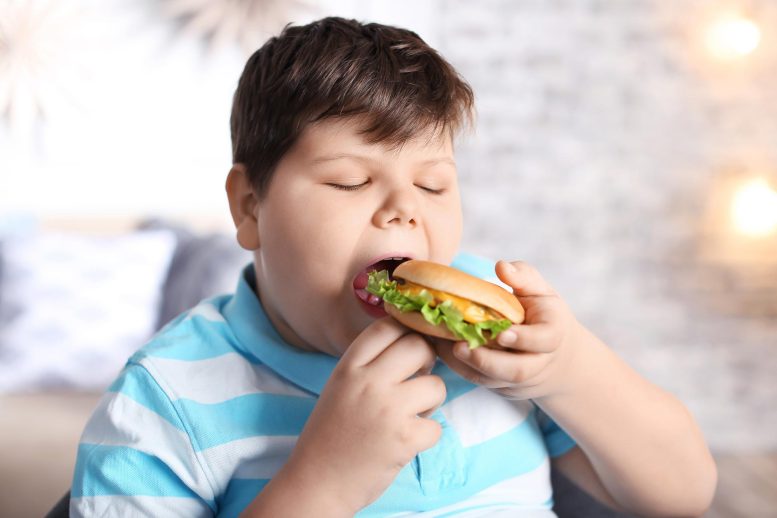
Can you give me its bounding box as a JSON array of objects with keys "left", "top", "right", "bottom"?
[{"left": 222, "top": 264, "right": 338, "bottom": 396}]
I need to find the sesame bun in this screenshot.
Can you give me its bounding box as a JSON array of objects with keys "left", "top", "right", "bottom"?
[{"left": 384, "top": 260, "right": 525, "bottom": 346}]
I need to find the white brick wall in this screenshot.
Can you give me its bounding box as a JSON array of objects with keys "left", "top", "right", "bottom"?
[{"left": 435, "top": 0, "right": 777, "bottom": 450}]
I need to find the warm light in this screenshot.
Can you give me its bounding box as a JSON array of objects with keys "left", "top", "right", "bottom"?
[
  {"left": 731, "top": 178, "right": 777, "bottom": 237},
  {"left": 0, "top": 0, "right": 98, "bottom": 137},
  {"left": 705, "top": 16, "right": 761, "bottom": 59}
]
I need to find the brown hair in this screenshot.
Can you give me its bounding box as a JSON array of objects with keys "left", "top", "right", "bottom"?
[{"left": 230, "top": 16, "right": 475, "bottom": 198}]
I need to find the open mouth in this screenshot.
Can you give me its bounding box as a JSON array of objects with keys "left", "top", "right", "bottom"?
[{"left": 353, "top": 256, "right": 412, "bottom": 314}]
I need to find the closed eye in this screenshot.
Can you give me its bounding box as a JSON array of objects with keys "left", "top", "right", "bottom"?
[
  {"left": 326, "top": 181, "right": 369, "bottom": 191},
  {"left": 417, "top": 185, "right": 445, "bottom": 195}
]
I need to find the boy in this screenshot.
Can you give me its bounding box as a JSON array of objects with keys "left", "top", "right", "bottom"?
[{"left": 71, "top": 17, "right": 716, "bottom": 517}]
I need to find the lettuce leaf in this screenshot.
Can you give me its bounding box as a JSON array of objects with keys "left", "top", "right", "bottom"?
[{"left": 366, "top": 270, "right": 512, "bottom": 349}]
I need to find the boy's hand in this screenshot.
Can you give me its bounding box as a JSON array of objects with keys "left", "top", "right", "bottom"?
[
  {"left": 434, "top": 260, "right": 582, "bottom": 401},
  {"left": 280, "top": 318, "right": 446, "bottom": 514}
]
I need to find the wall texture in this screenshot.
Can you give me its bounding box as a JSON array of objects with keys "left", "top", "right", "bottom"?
[{"left": 438, "top": 0, "right": 777, "bottom": 450}]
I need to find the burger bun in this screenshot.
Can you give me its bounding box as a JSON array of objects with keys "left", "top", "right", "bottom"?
[
  {"left": 385, "top": 303, "right": 458, "bottom": 341},
  {"left": 393, "top": 260, "right": 525, "bottom": 324}
]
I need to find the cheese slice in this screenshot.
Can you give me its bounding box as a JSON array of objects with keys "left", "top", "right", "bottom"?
[{"left": 397, "top": 281, "right": 505, "bottom": 323}]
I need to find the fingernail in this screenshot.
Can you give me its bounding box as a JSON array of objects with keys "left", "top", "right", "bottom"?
[
  {"left": 498, "top": 330, "right": 517, "bottom": 346},
  {"left": 454, "top": 343, "right": 470, "bottom": 358}
]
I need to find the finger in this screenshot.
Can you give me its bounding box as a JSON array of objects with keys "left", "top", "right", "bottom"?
[
  {"left": 494, "top": 323, "right": 561, "bottom": 353},
  {"left": 343, "top": 317, "right": 413, "bottom": 367},
  {"left": 368, "top": 333, "right": 437, "bottom": 382},
  {"left": 452, "top": 341, "right": 552, "bottom": 386},
  {"left": 434, "top": 340, "right": 512, "bottom": 389},
  {"left": 496, "top": 260, "right": 557, "bottom": 298},
  {"left": 399, "top": 374, "right": 447, "bottom": 417}
]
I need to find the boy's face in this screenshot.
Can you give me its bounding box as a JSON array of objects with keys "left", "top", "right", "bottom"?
[{"left": 231, "top": 117, "right": 463, "bottom": 356}]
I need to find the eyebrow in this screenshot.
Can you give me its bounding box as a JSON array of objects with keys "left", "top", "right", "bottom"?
[{"left": 310, "top": 153, "right": 456, "bottom": 167}]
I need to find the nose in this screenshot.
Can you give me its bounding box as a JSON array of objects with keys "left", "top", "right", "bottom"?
[{"left": 372, "top": 184, "right": 419, "bottom": 229}]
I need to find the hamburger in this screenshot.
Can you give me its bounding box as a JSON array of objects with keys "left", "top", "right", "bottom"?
[{"left": 366, "top": 260, "right": 524, "bottom": 349}]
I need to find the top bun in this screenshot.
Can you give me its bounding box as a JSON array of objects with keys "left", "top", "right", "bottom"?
[{"left": 393, "top": 260, "right": 525, "bottom": 324}]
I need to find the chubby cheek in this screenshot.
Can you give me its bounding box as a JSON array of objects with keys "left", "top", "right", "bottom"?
[
  {"left": 264, "top": 193, "right": 349, "bottom": 277},
  {"left": 260, "top": 212, "right": 360, "bottom": 349},
  {"left": 264, "top": 224, "right": 347, "bottom": 303}
]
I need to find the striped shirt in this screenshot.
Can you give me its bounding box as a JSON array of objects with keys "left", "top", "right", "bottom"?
[{"left": 71, "top": 253, "right": 576, "bottom": 517}]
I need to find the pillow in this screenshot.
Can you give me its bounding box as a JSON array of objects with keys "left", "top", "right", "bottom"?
[
  {"left": 138, "top": 219, "right": 252, "bottom": 330},
  {"left": 0, "top": 229, "right": 177, "bottom": 393},
  {"left": 0, "top": 212, "right": 40, "bottom": 319}
]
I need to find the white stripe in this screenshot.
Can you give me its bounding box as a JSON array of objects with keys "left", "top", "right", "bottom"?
[
  {"left": 70, "top": 495, "right": 210, "bottom": 517},
  {"left": 81, "top": 392, "right": 215, "bottom": 500},
  {"left": 441, "top": 387, "right": 533, "bottom": 447},
  {"left": 201, "top": 435, "right": 297, "bottom": 481},
  {"left": 472, "top": 457, "right": 553, "bottom": 504},
  {"left": 406, "top": 459, "right": 554, "bottom": 517},
  {"left": 186, "top": 302, "right": 226, "bottom": 323},
  {"left": 141, "top": 353, "right": 314, "bottom": 404}
]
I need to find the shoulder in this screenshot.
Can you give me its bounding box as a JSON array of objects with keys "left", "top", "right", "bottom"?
[
  {"left": 102, "top": 295, "right": 255, "bottom": 435},
  {"left": 133, "top": 295, "right": 238, "bottom": 363}
]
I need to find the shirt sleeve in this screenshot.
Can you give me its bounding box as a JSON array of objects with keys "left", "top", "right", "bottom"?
[
  {"left": 70, "top": 363, "right": 216, "bottom": 517},
  {"left": 534, "top": 405, "right": 577, "bottom": 458}
]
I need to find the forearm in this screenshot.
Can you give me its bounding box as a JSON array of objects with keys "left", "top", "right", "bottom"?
[
  {"left": 240, "top": 457, "right": 357, "bottom": 518},
  {"left": 536, "top": 326, "right": 717, "bottom": 517}
]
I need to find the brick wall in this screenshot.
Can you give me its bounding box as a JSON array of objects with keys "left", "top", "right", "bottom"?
[{"left": 434, "top": 0, "right": 777, "bottom": 450}]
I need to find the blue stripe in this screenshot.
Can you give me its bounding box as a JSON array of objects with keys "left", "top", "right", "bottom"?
[
  {"left": 434, "top": 361, "right": 477, "bottom": 404},
  {"left": 451, "top": 253, "right": 497, "bottom": 279},
  {"left": 545, "top": 428, "right": 576, "bottom": 458},
  {"left": 138, "top": 321, "right": 245, "bottom": 362},
  {"left": 468, "top": 417, "right": 548, "bottom": 480},
  {"left": 362, "top": 418, "right": 550, "bottom": 514},
  {"left": 72, "top": 444, "right": 213, "bottom": 510},
  {"left": 108, "top": 366, "right": 186, "bottom": 432},
  {"left": 109, "top": 365, "right": 319, "bottom": 451},
  {"left": 535, "top": 407, "right": 577, "bottom": 458},
  {"left": 218, "top": 479, "right": 270, "bottom": 518},
  {"left": 176, "top": 393, "right": 316, "bottom": 451}
]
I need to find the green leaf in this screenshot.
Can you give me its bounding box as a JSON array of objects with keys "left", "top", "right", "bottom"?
[{"left": 366, "top": 270, "right": 513, "bottom": 349}]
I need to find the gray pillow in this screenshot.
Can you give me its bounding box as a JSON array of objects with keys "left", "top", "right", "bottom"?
[
  {"left": 138, "top": 219, "right": 252, "bottom": 331},
  {"left": 0, "top": 240, "right": 4, "bottom": 318}
]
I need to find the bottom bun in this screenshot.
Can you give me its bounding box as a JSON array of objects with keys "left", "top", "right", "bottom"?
[{"left": 385, "top": 304, "right": 458, "bottom": 341}]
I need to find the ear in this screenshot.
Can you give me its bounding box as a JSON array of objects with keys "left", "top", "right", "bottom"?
[{"left": 225, "top": 164, "right": 261, "bottom": 251}]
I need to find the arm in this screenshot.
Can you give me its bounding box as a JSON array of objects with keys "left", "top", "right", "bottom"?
[
  {"left": 435, "top": 260, "right": 717, "bottom": 518},
  {"left": 239, "top": 458, "right": 358, "bottom": 517},
  {"left": 537, "top": 325, "right": 717, "bottom": 517},
  {"left": 551, "top": 445, "right": 626, "bottom": 511}
]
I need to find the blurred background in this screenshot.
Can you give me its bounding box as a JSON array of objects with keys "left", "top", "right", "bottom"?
[{"left": 1, "top": 0, "right": 776, "bottom": 516}]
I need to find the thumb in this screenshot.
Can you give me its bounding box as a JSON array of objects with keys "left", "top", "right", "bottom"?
[{"left": 495, "top": 260, "right": 557, "bottom": 298}]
